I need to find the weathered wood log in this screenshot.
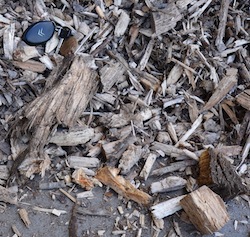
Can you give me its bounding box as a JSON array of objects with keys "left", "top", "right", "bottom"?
[{"left": 180, "top": 186, "right": 229, "bottom": 234}]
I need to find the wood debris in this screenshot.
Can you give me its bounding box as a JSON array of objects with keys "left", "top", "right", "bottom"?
[
  {"left": 180, "top": 186, "right": 229, "bottom": 234},
  {"left": 95, "top": 166, "right": 151, "bottom": 205},
  {"left": 0, "top": 0, "right": 249, "bottom": 236},
  {"left": 18, "top": 208, "right": 31, "bottom": 228}
]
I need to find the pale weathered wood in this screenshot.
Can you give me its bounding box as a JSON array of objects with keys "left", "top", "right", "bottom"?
[
  {"left": 236, "top": 89, "right": 250, "bottom": 110},
  {"left": 151, "top": 195, "right": 186, "bottom": 219},
  {"left": 180, "top": 186, "right": 229, "bottom": 234},
  {"left": 0, "top": 185, "right": 17, "bottom": 204},
  {"left": 151, "top": 3, "right": 182, "bottom": 36},
  {"left": 114, "top": 10, "right": 130, "bottom": 37},
  {"left": 49, "top": 127, "right": 94, "bottom": 146},
  {"left": 67, "top": 156, "right": 100, "bottom": 168},
  {"left": 151, "top": 160, "right": 197, "bottom": 176},
  {"left": 150, "top": 176, "right": 187, "bottom": 194},
  {"left": 202, "top": 68, "right": 238, "bottom": 112},
  {"left": 139, "top": 153, "right": 158, "bottom": 180},
  {"left": 118, "top": 144, "right": 142, "bottom": 174}
]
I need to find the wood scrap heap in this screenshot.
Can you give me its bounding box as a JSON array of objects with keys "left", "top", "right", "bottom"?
[{"left": 0, "top": 0, "right": 249, "bottom": 236}]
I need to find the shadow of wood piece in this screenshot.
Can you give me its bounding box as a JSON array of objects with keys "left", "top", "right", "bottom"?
[{"left": 10, "top": 54, "right": 98, "bottom": 179}]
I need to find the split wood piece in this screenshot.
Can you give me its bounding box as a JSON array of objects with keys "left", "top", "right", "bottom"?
[
  {"left": 139, "top": 153, "right": 158, "bottom": 181},
  {"left": 138, "top": 39, "right": 155, "bottom": 71},
  {"left": 0, "top": 165, "right": 9, "bottom": 181},
  {"left": 100, "top": 60, "right": 126, "bottom": 91},
  {"left": 166, "top": 64, "right": 183, "bottom": 86},
  {"left": 114, "top": 10, "right": 130, "bottom": 37},
  {"left": 202, "top": 68, "right": 238, "bottom": 112},
  {"left": 3, "top": 23, "right": 15, "bottom": 60},
  {"left": 151, "top": 195, "right": 186, "bottom": 219},
  {"left": 118, "top": 144, "right": 142, "bottom": 174},
  {"left": 197, "top": 149, "right": 249, "bottom": 200},
  {"left": 151, "top": 2, "right": 182, "bottom": 36},
  {"left": 236, "top": 89, "right": 250, "bottom": 110},
  {"left": 11, "top": 55, "right": 98, "bottom": 177},
  {"left": 12, "top": 60, "right": 46, "bottom": 73},
  {"left": 95, "top": 166, "right": 152, "bottom": 205},
  {"left": 151, "top": 160, "right": 197, "bottom": 177},
  {"left": 0, "top": 185, "right": 17, "bottom": 204},
  {"left": 215, "top": 0, "right": 230, "bottom": 52},
  {"left": 72, "top": 168, "right": 94, "bottom": 190},
  {"left": 151, "top": 176, "right": 187, "bottom": 194},
  {"left": 18, "top": 208, "right": 31, "bottom": 228},
  {"left": 180, "top": 185, "right": 229, "bottom": 235},
  {"left": 49, "top": 127, "right": 94, "bottom": 146},
  {"left": 175, "top": 114, "right": 203, "bottom": 147},
  {"left": 33, "top": 206, "right": 67, "bottom": 216},
  {"left": 102, "top": 135, "right": 137, "bottom": 161},
  {"left": 67, "top": 156, "right": 100, "bottom": 169}
]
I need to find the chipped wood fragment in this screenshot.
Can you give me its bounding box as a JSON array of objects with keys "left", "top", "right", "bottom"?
[
  {"left": 96, "top": 166, "right": 152, "bottom": 205},
  {"left": 180, "top": 186, "right": 229, "bottom": 234},
  {"left": 0, "top": 185, "right": 17, "bottom": 204},
  {"left": 151, "top": 3, "right": 182, "bottom": 36},
  {"left": 202, "top": 68, "right": 238, "bottom": 112},
  {"left": 18, "top": 208, "right": 31, "bottom": 228},
  {"left": 139, "top": 153, "right": 157, "bottom": 181},
  {"left": 151, "top": 195, "right": 186, "bottom": 219},
  {"left": 114, "top": 10, "right": 130, "bottom": 37},
  {"left": 49, "top": 127, "right": 94, "bottom": 146},
  {"left": 236, "top": 89, "right": 250, "bottom": 110},
  {"left": 118, "top": 144, "right": 142, "bottom": 174},
  {"left": 151, "top": 176, "right": 187, "bottom": 194},
  {"left": 67, "top": 156, "right": 100, "bottom": 169}
]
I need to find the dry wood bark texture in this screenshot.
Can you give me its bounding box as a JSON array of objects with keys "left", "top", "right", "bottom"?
[{"left": 0, "top": 0, "right": 249, "bottom": 236}]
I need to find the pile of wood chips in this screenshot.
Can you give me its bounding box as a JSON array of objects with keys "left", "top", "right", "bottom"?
[{"left": 0, "top": 0, "right": 249, "bottom": 236}]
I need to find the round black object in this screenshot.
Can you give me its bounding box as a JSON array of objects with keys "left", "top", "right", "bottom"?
[{"left": 22, "top": 21, "right": 55, "bottom": 46}]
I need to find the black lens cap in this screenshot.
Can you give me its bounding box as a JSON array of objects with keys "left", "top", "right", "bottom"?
[{"left": 22, "top": 21, "right": 55, "bottom": 46}]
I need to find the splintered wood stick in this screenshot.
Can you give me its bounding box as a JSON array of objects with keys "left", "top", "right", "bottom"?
[
  {"left": 202, "top": 68, "right": 238, "bottom": 112},
  {"left": 151, "top": 195, "right": 186, "bottom": 219},
  {"left": 96, "top": 166, "right": 152, "bottom": 205},
  {"left": 215, "top": 0, "right": 230, "bottom": 51}
]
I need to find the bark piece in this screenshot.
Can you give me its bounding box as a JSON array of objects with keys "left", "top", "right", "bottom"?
[
  {"left": 180, "top": 186, "right": 229, "bottom": 234},
  {"left": 95, "top": 166, "right": 152, "bottom": 205},
  {"left": 72, "top": 168, "right": 94, "bottom": 190},
  {"left": 118, "top": 144, "right": 142, "bottom": 174},
  {"left": 151, "top": 3, "right": 182, "bottom": 36},
  {"left": 197, "top": 148, "right": 249, "bottom": 200},
  {"left": 151, "top": 176, "right": 187, "bottom": 194},
  {"left": 202, "top": 68, "right": 238, "bottom": 112},
  {"left": 49, "top": 127, "right": 94, "bottom": 146},
  {"left": 151, "top": 195, "right": 186, "bottom": 219},
  {"left": 12, "top": 60, "right": 46, "bottom": 73}
]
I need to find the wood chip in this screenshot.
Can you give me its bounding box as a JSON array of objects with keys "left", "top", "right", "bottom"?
[
  {"left": 95, "top": 166, "right": 152, "bottom": 205},
  {"left": 18, "top": 208, "right": 31, "bottom": 228}
]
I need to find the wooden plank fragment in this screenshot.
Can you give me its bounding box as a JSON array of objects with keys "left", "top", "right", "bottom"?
[
  {"left": 138, "top": 39, "right": 155, "bottom": 71},
  {"left": 139, "top": 153, "right": 157, "bottom": 180},
  {"left": 215, "top": 0, "right": 230, "bottom": 51},
  {"left": 151, "top": 176, "right": 187, "bottom": 194},
  {"left": 180, "top": 186, "right": 229, "bottom": 234},
  {"left": 151, "top": 195, "right": 186, "bottom": 219},
  {"left": 114, "top": 10, "right": 130, "bottom": 37},
  {"left": 12, "top": 60, "right": 46, "bottom": 73},
  {"left": 202, "top": 68, "right": 238, "bottom": 112},
  {"left": 151, "top": 160, "right": 197, "bottom": 176},
  {"left": 118, "top": 144, "right": 142, "bottom": 174},
  {"left": 0, "top": 185, "right": 17, "bottom": 204},
  {"left": 49, "top": 127, "right": 94, "bottom": 146},
  {"left": 67, "top": 156, "right": 100, "bottom": 168},
  {"left": 151, "top": 3, "right": 182, "bottom": 36},
  {"left": 100, "top": 60, "right": 126, "bottom": 91},
  {"left": 95, "top": 166, "right": 152, "bottom": 205}
]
